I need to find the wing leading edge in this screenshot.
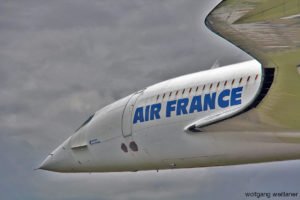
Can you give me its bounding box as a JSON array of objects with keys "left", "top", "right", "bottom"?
[{"left": 204, "top": 0, "right": 300, "bottom": 131}]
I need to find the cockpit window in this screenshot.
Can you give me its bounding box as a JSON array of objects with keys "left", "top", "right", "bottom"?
[{"left": 75, "top": 114, "right": 94, "bottom": 132}]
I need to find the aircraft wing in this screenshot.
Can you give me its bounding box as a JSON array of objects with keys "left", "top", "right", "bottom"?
[{"left": 203, "top": 0, "right": 300, "bottom": 132}]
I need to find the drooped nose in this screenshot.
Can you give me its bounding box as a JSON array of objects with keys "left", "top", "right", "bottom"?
[{"left": 39, "top": 137, "right": 77, "bottom": 172}]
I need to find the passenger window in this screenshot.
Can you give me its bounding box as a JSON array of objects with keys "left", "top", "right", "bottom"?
[
  {"left": 182, "top": 89, "right": 185, "bottom": 95},
  {"left": 203, "top": 85, "right": 206, "bottom": 90},
  {"left": 247, "top": 76, "right": 251, "bottom": 82},
  {"left": 232, "top": 79, "right": 235, "bottom": 85},
  {"left": 239, "top": 78, "right": 243, "bottom": 84},
  {"left": 189, "top": 88, "right": 192, "bottom": 94},
  {"left": 224, "top": 80, "right": 228, "bottom": 86},
  {"left": 196, "top": 86, "right": 199, "bottom": 92}
]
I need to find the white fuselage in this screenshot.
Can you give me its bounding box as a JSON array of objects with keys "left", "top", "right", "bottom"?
[{"left": 39, "top": 60, "right": 300, "bottom": 172}]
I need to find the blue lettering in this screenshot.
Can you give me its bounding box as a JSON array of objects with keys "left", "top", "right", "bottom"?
[
  {"left": 132, "top": 87, "right": 243, "bottom": 125},
  {"left": 218, "top": 89, "right": 230, "bottom": 108},
  {"left": 176, "top": 98, "right": 189, "bottom": 115},
  {"left": 203, "top": 92, "right": 216, "bottom": 111},
  {"left": 189, "top": 95, "right": 202, "bottom": 113},
  {"left": 145, "top": 105, "right": 150, "bottom": 121},
  {"left": 166, "top": 100, "right": 177, "bottom": 117},
  {"left": 150, "top": 103, "right": 161, "bottom": 120},
  {"left": 133, "top": 107, "right": 144, "bottom": 124},
  {"left": 231, "top": 87, "right": 243, "bottom": 106}
]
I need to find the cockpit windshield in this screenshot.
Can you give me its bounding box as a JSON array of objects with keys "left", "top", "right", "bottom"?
[{"left": 75, "top": 114, "right": 95, "bottom": 132}]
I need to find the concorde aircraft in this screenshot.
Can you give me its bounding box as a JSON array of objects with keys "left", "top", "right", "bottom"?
[{"left": 39, "top": 0, "right": 300, "bottom": 172}]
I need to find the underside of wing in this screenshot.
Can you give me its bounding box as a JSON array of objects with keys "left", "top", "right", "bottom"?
[{"left": 204, "top": 0, "right": 300, "bottom": 131}]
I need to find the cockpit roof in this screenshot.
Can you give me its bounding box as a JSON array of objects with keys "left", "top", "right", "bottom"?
[{"left": 75, "top": 114, "right": 94, "bottom": 132}]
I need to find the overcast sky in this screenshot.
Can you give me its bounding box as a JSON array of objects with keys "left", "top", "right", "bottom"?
[{"left": 1, "top": 0, "right": 300, "bottom": 199}]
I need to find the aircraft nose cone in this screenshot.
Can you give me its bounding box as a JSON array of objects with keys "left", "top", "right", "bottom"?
[
  {"left": 39, "top": 137, "right": 76, "bottom": 172},
  {"left": 39, "top": 155, "right": 52, "bottom": 170}
]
